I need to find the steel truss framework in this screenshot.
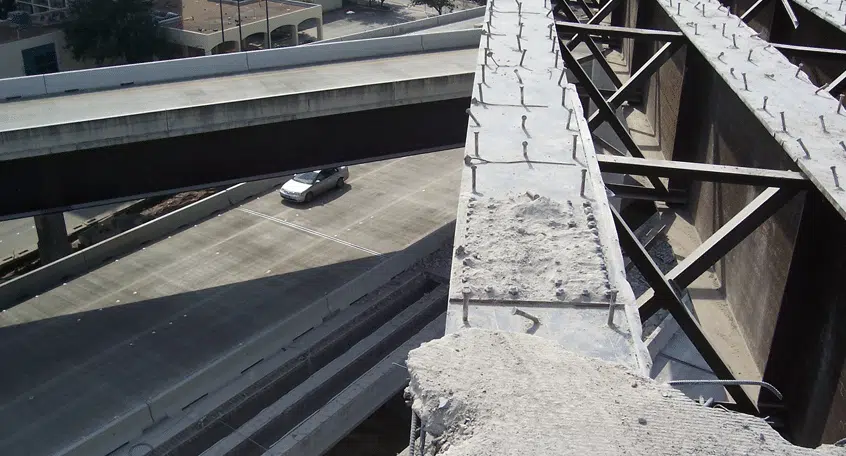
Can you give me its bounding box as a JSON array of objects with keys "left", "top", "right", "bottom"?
[
  {"left": 553, "top": 0, "right": 813, "bottom": 416},
  {"left": 735, "top": 0, "right": 846, "bottom": 95}
]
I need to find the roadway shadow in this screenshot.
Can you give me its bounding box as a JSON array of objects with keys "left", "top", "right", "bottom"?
[{"left": 0, "top": 221, "right": 451, "bottom": 456}]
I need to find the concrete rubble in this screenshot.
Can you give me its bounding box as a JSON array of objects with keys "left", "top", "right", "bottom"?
[{"left": 406, "top": 328, "right": 846, "bottom": 456}]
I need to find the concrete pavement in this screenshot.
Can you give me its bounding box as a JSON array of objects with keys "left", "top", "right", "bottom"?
[{"left": 0, "top": 149, "right": 462, "bottom": 456}]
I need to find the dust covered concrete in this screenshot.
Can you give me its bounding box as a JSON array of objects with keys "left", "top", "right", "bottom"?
[
  {"left": 447, "top": 0, "right": 649, "bottom": 373},
  {"left": 406, "top": 329, "right": 846, "bottom": 456}
]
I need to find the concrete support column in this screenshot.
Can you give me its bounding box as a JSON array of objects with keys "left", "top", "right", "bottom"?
[
  {"left": 317, "top": 20, "right": 323, "bottom": 41},
  {"left": 293, "top": 26, "right": 299, "bottom": 46},
  {"left": 34, "top": 213, "right": 71, "bottom": 264}
]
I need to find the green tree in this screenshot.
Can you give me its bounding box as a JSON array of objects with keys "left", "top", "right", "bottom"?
[
  {"left": 410, "top": 0, "right": 456, "bottom": 15},
  {"left": 0, "top": 0, "right": 17, "bottom": 20},
  {"left": 63, "top": 0, "right": 167, "bottom": 64}
]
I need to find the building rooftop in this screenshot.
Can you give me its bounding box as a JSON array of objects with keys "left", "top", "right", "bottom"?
[{"left": 154, "top": 0, "right": 307, "bottom": 35}]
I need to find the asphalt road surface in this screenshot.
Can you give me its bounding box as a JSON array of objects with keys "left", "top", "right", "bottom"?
[{"left": 0, "top": 149, "right": 462, "bottom": 456}]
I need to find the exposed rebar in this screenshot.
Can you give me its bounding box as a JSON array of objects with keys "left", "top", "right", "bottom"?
[
  {"left": 409, "top": 412, "right": 419, "bottom": 456},
  {"left": 666, "top": 379, "right": 783, "bottom": 400},
  {"left": 466, "top": 108, "right": 480, "bottom": 126},
  {"left": 572, "top": 134, "right": 578, "bottom": 160},
  {"left": 797, "top": 138, "right": 811, "bottom": 158},
  {"left": 606, "top": 290, "right": 618, "bottom": 327},
  {"left": 580, "top": 169, "right": 588, "bottom": 196},
  {"left": 462, "top": 287, "right": 471, "bottom": 325}
]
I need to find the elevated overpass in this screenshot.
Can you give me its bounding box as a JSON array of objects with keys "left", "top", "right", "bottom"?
[
  {"left": 0, "top": 31, "right": 479, "bottom": 219},
  {"left": 7, "top": 0, "right": 846, "bottom": 453}
]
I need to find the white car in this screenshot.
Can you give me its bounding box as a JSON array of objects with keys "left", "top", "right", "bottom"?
[{"left": 279, "top": 167, "right": 349, "bottom": 203}]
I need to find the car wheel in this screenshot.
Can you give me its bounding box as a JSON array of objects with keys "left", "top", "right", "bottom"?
[
  {"left": 336, "top": 177, "right": 345, "bottom": 189},
  {"left": 304, "top": 192, "right": 314, "bottom": 203}
]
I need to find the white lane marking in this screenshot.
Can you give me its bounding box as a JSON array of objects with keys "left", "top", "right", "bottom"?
[{"left": 237, "top": 207, "right": 381, "bottom": 256}]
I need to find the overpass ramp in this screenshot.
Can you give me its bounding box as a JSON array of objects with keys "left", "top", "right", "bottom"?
[{"left": 0, "top": 33, "right": 478, "bottom": 219}]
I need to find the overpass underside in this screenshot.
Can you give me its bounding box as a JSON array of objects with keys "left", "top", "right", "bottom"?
[
  {"left": 0, "top": 97, "right": 469, "bottom": 217},
  {"left": 0, "top": 38, "right": 480, "bottom": 220},
  {"left": 406, "top": 0, "right": 846, "bottom": 452}
]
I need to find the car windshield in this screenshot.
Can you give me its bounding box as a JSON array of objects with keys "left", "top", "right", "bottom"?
[{"left": 293, "top": 171, "right": 320, "bottom": 184}]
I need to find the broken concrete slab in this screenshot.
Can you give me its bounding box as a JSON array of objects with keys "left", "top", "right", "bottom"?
[{"left": 406, "top": 329, "right": 846, "bottom": 456}]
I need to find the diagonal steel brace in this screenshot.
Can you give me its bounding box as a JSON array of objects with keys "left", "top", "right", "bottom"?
[
  {"left": 565, "top": 0, "right": 623, "bottom": 51},
  {"left": 588, "top": 41, "right": 684, "bottom": 130},
  {"left": 638, "top": 187, "right": 799, "bottom": 320},
  {"left": 558, "top": 42, "right": 665, "bottom": 190},
  {"left": 611, "top": 205, "right": 758, "bottom": 415},
  {"left": 557, "top": 0, "right": 623, "bottom": 89}
]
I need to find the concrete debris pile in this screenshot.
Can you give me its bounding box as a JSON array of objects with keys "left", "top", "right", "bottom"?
[
  {"left": 405, "top": 329, "right": 846, "bottom": 456},
  {"left": 456, "top": 192, "right": 612, "bottom": 303}
]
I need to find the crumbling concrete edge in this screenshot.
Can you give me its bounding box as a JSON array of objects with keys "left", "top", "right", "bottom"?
[{"left": 569, "top": 84, "right": 653, "bottom": 377}]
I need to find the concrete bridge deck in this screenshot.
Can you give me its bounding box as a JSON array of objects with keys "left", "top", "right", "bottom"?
[
  {"left": 443, "top": 0, "right": 647, "bottom": 371},
  {"left": 0, "top": 45, "right": 476, "bottom": 160}
]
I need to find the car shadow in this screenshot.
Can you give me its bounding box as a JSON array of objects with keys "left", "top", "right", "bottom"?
[{"left": 281, "top": 183, "right": 353, "bottom": 210}]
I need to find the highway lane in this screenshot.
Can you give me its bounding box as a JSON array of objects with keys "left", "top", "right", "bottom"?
[
  {"left": 0, "top": 48, "right": 476, "bottom": 137},
  {"left": 0, "top": 149, "right": 462, "bottom": 456},
  {"left": 0, "top": 201, "right": 139, "bottom": 262}
]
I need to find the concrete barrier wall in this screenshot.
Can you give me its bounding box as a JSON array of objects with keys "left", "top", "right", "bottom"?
[
  {"left": 0, "top": 74, "right": 47, "bottom": 99},
  {"left": 245, "top": 34, "right": 426, "bottom": 71},
  {"left": 0, "top": 178, "right": 285, "bottom": 308},
  {"left": 271, "top": 315, "right": 446, "bottom": 456},
  {"left": 42, "top": 53, "right": 250, "bottom": 94},
  {"left": 325, "top": 221, "right": 455, "bottom": 312},
  {"left": 57, "top": 219, "right": 455, "bottom": 456},
  {"left": 0, "top": 30, "right": 481, "bottom": 100},
  {"left": 145, "top": 298, "right": 328, "bottom": 422},
  {"left": 56, "top": 405, "right": 155, "bottom": 456},
  {"left": 420, "top": 29, "right": 480, "bottom": 51},
  {"left": 320, "top": 6, "right": 485, "bottom": 43}
]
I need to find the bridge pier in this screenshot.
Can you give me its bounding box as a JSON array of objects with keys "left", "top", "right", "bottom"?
[{"left": 34, "top": 213, "right": 72, "bottom": 264}]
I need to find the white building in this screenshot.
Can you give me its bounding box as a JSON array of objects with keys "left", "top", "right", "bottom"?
[{"left": 0, "top": 0, "right": 332, "bottom": 79}]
